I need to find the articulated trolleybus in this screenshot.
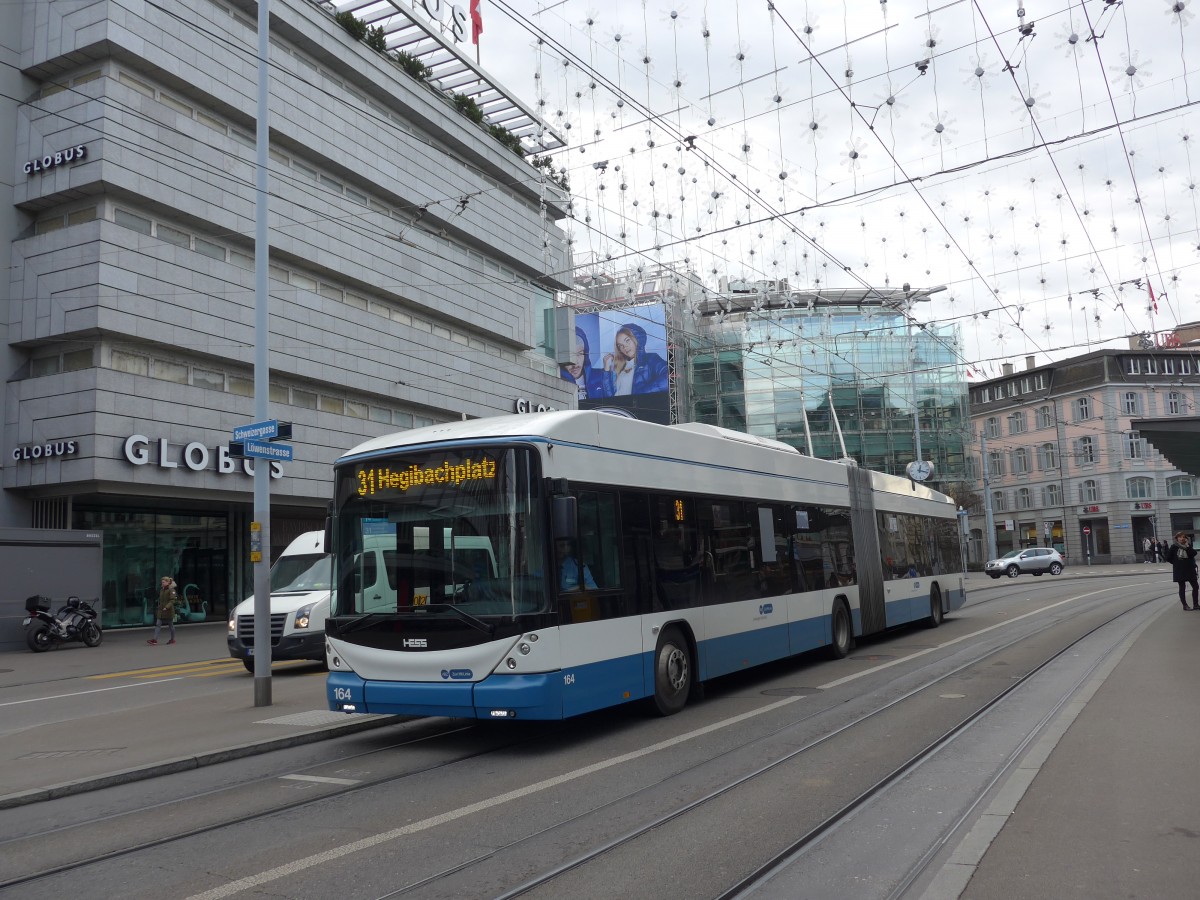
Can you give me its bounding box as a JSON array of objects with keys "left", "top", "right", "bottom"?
[{"left": 326, "top": 411, "right": 965, "bottom": 720}]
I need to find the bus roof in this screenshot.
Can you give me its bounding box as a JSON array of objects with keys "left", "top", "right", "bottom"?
[{"left": 338, "top": 411, "right": 954, "bottom": 508}]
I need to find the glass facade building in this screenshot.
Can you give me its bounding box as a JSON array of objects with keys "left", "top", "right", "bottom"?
[{"left": 690, "top": 300, "right": 968, "bottom": 482}]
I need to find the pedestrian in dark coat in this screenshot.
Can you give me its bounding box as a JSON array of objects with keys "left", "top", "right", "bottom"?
[
  {"left": 1165, "top": 532, "right": 1199, "bottom": 611},
  {"left": 148, "top": 576, "right": 178, "bottom": 643}
]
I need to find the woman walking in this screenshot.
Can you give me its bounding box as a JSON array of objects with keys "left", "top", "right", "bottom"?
[
  {"left": 1165, "top": 532, "right": 1199, "bottom": 611},
  {"left": 148, "top": 575, "right": 179, "bottom": 644}
]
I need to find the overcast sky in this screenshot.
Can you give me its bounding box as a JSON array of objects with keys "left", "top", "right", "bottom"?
[{"left": 473, "top": 0, "right": 1200, "bottom": 375}]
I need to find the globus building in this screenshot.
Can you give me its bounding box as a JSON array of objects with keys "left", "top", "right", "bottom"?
[{"left": 1, "top": 0, "right": 573, "bottom": 629}]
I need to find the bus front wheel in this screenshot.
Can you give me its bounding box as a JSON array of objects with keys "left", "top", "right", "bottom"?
[{"left": 651, "top": 627, "right": 692, "bottom": 716}]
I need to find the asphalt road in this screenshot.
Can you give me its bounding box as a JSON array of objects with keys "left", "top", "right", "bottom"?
[{"left": 0, "top": 574, "right": 1179, "bottom": 899}]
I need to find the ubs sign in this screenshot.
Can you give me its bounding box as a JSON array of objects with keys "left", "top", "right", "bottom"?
[{"left": 124, "top": 435, "right": 283, "bottom": 478}]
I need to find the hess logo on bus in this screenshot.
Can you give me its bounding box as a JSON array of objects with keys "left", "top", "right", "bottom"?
[{"left": 403, "top": 638, "right": 427, "bottom": 648}]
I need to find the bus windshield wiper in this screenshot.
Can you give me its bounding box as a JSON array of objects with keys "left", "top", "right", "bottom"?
[
  {"left": 425, "top": 604, "right": 496, "bottom": 636},
  {"left": 335, "top": 611, "right": 388, "bottom": 635}
]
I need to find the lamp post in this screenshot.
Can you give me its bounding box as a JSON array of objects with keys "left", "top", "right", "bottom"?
[{"left": 957, "top": 505, "right": 969, "bottom": 573}]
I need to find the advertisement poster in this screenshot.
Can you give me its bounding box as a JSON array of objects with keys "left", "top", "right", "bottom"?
[{"left": 558, "top": 302, "right": 671, "bottom": 424}]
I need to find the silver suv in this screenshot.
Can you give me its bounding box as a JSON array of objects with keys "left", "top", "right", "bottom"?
[{"left": 985, "top": 547, "right": 1065, "bottom": 579}]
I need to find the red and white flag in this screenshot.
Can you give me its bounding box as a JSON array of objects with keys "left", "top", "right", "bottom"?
[
  {"left": 1148, "top": 277, "right": 1158, "bottom": 313},
  {"left": 470, "top": 0, "right": 483, "bottom": 44}
]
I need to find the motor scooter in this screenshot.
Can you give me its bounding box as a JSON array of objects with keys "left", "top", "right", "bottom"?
[{"left": 24, "top": 595, "right": 102, "bottom": 652}]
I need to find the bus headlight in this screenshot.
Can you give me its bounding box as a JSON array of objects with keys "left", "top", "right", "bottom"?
[
  {"left": 506, "top": 658, "right": 517, "bottom": 669},
  {"left": 518, "top": 642, "right": 531, "bottom": 655}
]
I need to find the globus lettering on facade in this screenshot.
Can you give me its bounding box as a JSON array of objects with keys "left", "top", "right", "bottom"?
[
  {"left": 412, "top": 0, "right": 470, "bottom": 43},
  {"left": 123, "top": 435, "right": 282, "bottom": 478},
  {"left": 11, "top": 440, "right": 78, "bottom": 461},
  {"left": 514, "top": 398, "right": 558, "bottom": 414},
  {"left": 23, "top": 145, "right": 88, "bottom": 175}
]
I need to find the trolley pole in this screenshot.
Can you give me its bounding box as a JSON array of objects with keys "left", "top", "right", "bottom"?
[{"left": 252, "top": 0, "right": 273, "bottom": 707}]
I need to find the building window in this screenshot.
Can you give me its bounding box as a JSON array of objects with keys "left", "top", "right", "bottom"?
[
  {"left": 1180, "top": 358, "right": 1193, "bottom": 375},
  {"left": 988, "top": 450, "right": 1006, "bottom": 476},
  {"left": 1075, "top": 397, "right": 1092, "bottom": 421},
  {"left": 1037, "top": 442, "right": 1058, "bottom": 470},
  {"left": 1042, "top": 484, "right": 1062, "bottom": 506},
  {"left": 1127, "top": 358, "right": 1142, "bottom": 375},
  {"left": 1079, "top": 480, "right": 1098, "bottom": 503},
  {"left": 1016, "top": 488, "right": 1033, "bottom": 509},
  {"left": 1036, "top": 405, "right": 1053, "bottom": 429},
  {"left": 1146, "top": 358, "right": 1157, "bottom": 374},
  {"left": 1008, "top": 412, "right": 1027, "bottom": 434},
  {"left": 1126, "top": 477, "right": 1152, "bottom": 499},
  {"left": 1124, "top": 432, "right": 1145, "bottom": 460},
  {"left": 1168, "top": 391, "right": 1183, "bottom": 415},
  {"left": 1075, "top": 436, "right": 1096, "bottom": 464},
  {"left": 985, "top": 416, "right": 1000, "bottom": 438},
  {"left": 1034, "top": 374, "right": 1048, "bottom": 390},
  {"left": 1122, "top": 392, "right": 1140, "bottom": 415},
  {"left": 992, "top": 490, "right": 1007, "bottom": 512},
  {"left": 1167, "top": 476, "right": 1196, "bottom": 497},
  {"left": 1012, "top": 447, "right": 1030, "bottom": 474},
  {"left": 1164, "top": 358, "right": 1176, "bottom": 375}
]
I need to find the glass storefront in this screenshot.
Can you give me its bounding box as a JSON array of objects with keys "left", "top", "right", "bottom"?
[{"left": 73, "top": 507, "right": 230, "bottom": 629}]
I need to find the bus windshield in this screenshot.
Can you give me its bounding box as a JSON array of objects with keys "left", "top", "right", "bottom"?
[{"left": 331, "top": 446, "right": 548, "bottom": 618}]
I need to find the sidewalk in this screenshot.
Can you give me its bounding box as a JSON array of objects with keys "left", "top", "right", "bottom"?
[
  {"left": 0, "top": 622, "right": 397, "bottom": 810},
  {"left": 0, "top": 562, "right": 1186, "bottom": 815},
  {"left": 924, "top": 595, "right": 1200, "bottom": 899}
]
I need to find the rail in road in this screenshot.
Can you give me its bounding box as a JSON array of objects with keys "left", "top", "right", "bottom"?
[{"left": 0, "top": 579, "right": 1174, "bottom": 899}]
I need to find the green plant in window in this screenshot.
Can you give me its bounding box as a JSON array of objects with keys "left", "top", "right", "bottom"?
[
  {"left": 452, "top": 93, "right": 485, "bottom": 124},
  {"left": 393, "top": 50, "right": 431, "bottom": 80},
  {"left": 334, "top": 11, "right": 368, "bottom": 42}
]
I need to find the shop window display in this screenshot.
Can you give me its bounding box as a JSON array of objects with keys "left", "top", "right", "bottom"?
[{"left": 73, "top": 508, "right": 229, "bottom": 628}]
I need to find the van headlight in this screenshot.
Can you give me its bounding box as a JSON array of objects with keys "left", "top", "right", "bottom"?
[
  {"left": 228, "top": 615, "right": 236, "bottom": 636},
  {"left": 295, "top": 604, "right": 315, "bottom": 629}
]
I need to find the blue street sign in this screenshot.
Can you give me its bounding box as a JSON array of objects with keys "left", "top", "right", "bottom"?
[
  {"left": 233, "top": 419, "right": 278, "bottom": 442},
  {"left": 242, "top": 439, "right": 293, "bottom": 462}
]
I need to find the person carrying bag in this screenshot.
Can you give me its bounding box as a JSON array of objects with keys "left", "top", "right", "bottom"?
[{"left": 1165, "top": 532, "right": 1199, "bottom": 611}]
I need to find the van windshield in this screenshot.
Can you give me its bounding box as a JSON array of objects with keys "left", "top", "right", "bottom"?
[
  {"left": 331, "top": 447, "right": 548, "bottom": 618},
  {"left": 270, "top": 553, "right": 332, "bottom": 592}
]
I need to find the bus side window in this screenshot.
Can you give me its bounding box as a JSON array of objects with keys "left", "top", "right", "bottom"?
[{"left": 577, "top": 490, "right": 621, "bottom": 591}]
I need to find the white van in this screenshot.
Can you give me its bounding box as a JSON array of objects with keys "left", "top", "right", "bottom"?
[
  {"left": 227, "top": 531, "right": 332, "bottom": 672},
  {"left": 227, "top": 530, "right": 498, "bottom": 670}
]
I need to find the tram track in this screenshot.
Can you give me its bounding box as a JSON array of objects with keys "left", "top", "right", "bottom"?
[
  {"left": 0, "top": 720, "right": 554, "bottom": 891},
  {"left": 0, "top": 583, "right": 1165, "bottom": 897},
  {"left": 474, "top": 588, "right": 1166, "bottom": 900}
]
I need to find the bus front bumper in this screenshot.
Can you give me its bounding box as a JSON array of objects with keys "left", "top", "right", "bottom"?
[{"left": 326, "top": 670, "right": 564, "bottom": 720}]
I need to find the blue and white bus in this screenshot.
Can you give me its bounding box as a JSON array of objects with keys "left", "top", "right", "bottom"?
[{"left": 325, "top": 411, "right": 965, "bottom": 720}]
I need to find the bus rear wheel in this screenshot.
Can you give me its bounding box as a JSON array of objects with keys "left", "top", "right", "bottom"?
[
  {"left": 926, "top": 584, "right": 944, "bottom": 628},
  {"left": 828, "top": 601, "right": 853, "bottom": 659},
  {"left": 651, "top": 627, "right": 691, "bottom": 716}
]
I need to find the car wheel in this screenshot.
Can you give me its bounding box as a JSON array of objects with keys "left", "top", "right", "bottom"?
[
  {"left": 1006, "top": 564, "right": 1020, "bottom": 578},
  {"left": 1049, "top": 562, "right": 1063, "bottom": 575}
]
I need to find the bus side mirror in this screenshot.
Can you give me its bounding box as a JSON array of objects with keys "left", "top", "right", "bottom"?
[
  {"left": 323, "top": 502, "right": 333, "bottom": 554},
  {"left": 552, "top": 496, "right": 578, "bottom": 540}
]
